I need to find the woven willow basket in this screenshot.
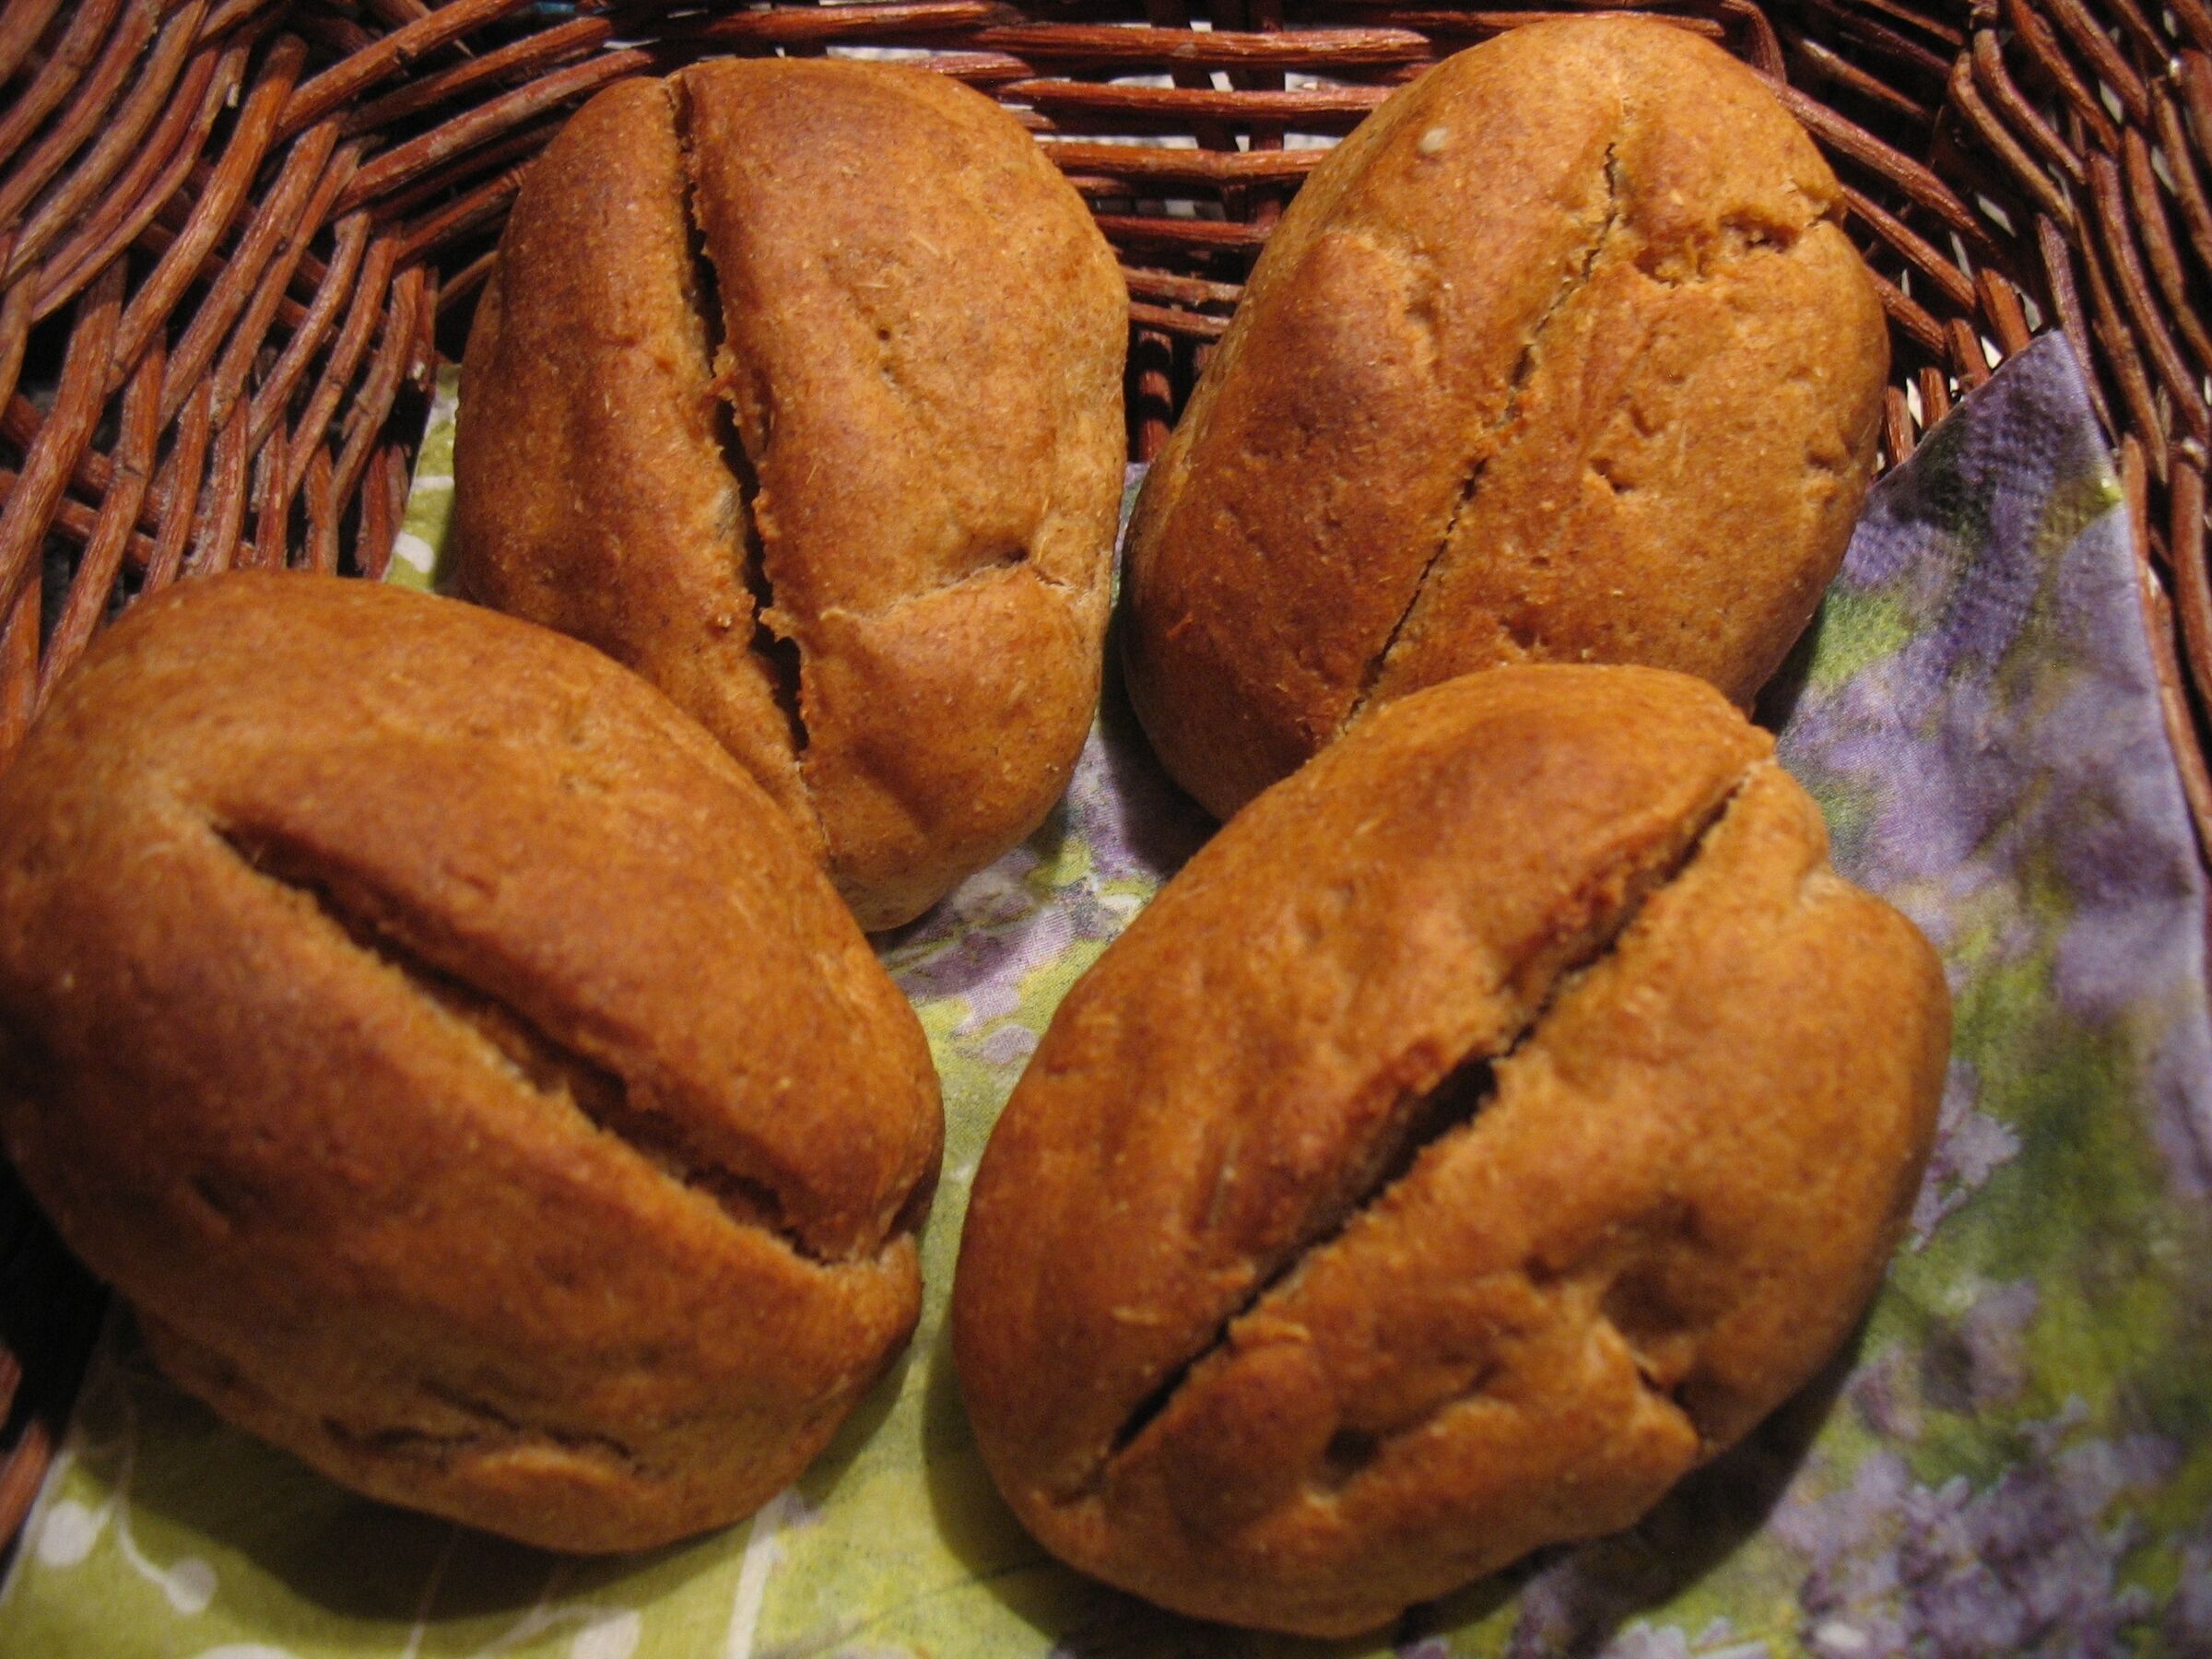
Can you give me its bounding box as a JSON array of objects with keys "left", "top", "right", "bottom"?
[{"left": 0, "top": 0, "right": 2207, "bottom": 1553}]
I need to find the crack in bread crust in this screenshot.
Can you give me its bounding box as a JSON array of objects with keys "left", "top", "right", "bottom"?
[
  {"left": 209, "top": 822, "right": 838, "bottom": 1265},
  {"left": 666, "top": 76, "right": 813, "bottom": 778},
  {"left": 1102, "top": 1054, "right": 1497, "bottom": 1466},
  {"left": 1357, "top": 116, "right": 1847, "bottom": 717},
  {"left": 814, "top": 545, "right": 1041, "bottom": 625},
  {"left": 1343, "top": 139, "right": 1626, "bottom": 731},
  {"left": 1084, "top": 764, "right": 1756, "bottom": 1496},
  {"left": 324, "top": 1377, "right": 642, "bottom": 1473}
]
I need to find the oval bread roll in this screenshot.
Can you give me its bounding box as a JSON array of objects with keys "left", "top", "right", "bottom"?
[
  {"left": 456, "top": 59, "right": 1128, "bottom": 929},
  {"left": 1123, "top": 18, "right": 1889, "bottom": 818},
  {"left": 0, "top": 573, "right": 944, "bottom": 1553},
  {"left": 954, "top": 665, "right": 1947, "bottom": 1635}
]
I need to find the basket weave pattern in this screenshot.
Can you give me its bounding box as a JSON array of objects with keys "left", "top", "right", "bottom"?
[{"left": 0, "top": 0, "right": 2207, "bottom": 1547}]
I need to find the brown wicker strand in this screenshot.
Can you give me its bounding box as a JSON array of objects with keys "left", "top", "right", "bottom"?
[
  {"left": 29, "top": 31, "right": 250, "bottom": 318},
  {"left": 0, "top": 262, "right": 122, "bottom": 654},
  {"left": 2171, "top": 453, "right": 2212, "bottom": 716},
  {"left": 276, "top": 230, "right": 399, "bottom": 496},
  {"left": 1790, "top": 29, "right": 1934, "bottom": 122},
  {"left": 141, "top": 381, "right": 212, "bottom": 595},
  {"left": 1948, "top": 317, "right": 1994, "bottom": 390},
  {"left": 160, "top": 120, "right": 343, "bottom": 419},
  {"left": 0, "top": 567, "right": 36, "bottom": 762},
  {"left": 973, "top": 20, "right": 1429, "bottom": 64},
  {"left": 2152, "top": 79, "right": 2212, "bottom": 286},
  {"left": 0, "top": 0, "right": 127, "bottom": 176},
  {"left": 1976, "top": 266, "right": 2036, "bottom": 354},
  {"left": 35, "top": 345, "right": 165, "bottom": 708},
  {"left": 2182, "top": 56, "right": 2212, "bottom": 175},
  {"left": 1864, "top": 265, "right": 1949, "bottom": 354},
  {"left": 0, "top": 0, "right": 66, "bottom": 88},
  {"left": 278, "top": 0, "right": 545, "bottom": 141},
  {"left": 2002, "top": 0, "right": 2121, "bottom": 152},
  {"left": 0, "top": 0, "right": 158, "bottom": 229},
  {"left": 2077, "top": 200, "right": 2172, "bottom": 479},
  {"left": 248, "top": 434, "right": 285, "bottom": 570},
  {"left": 2041, "top": 0, "right": 2149, "bottom": 124},
  {"left": 2130, "top": 441, "right": 2212, "bottom": 843},
  {"left": 243, "top": 207, "right": 371, "bottom": 453},
  {"left": 1802, "top": 0, "right": 1956, "bottom": 81},
  {"left": 1950, "top": 45, "right": 2077, "bottom": 226},
  {"left": 1777, "top": 78, "right": 1997, "bottom": 249},
  {"left": 110, "top": 33, "right": 305, "bottom": 377},
  {"left": 302, "top": 443, "right": 338, "bottom": 575},
  {"left": 184, "top": 397, "right": 253, "bottom": 578},
  {"left": 327, "top": 49, "right": 652, "bottom": 219},
  {"left": 0, "top": 3, "right": 209, "bottom": 286},
  {"left": 2033, "top": 210, "right": 2117, "bottom": 431},
  {"left": 1971, "top": 24, "right": 2083, "bottom": 187},
  {"left": 1841, "top": 181, "right": 1981, "bottom": 308},
  {"left": 325, "top": 263, "right": 426, "bottom": 513},
  {"left": 1009, "top": 76, "right": 1390, "bottom": 126},
  {"left": 2121, "top": 129, "right": 2212, "bottom": 377},
  {"left": 341, "top": 6, "right": 623, "bottom": 139},
  {"left": 392, "top": 146, "right": 541, "bottom": 266},
  {"left": 2087, "top": 149, "right": 2209, "bottom": 441},
  {"left": 2166, "top": 0, "right": 2212, "bottom": 54},
  {"left": 204, "top": 144, "right": 359, "bottom": 427},
  {"left": 0, "top": 275, "right": 30, "bottom": 419}
]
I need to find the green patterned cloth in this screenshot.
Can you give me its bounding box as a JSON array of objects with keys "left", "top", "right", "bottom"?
[{"left": 3, "top": 335, "right": 2206, "bottom": 1657}]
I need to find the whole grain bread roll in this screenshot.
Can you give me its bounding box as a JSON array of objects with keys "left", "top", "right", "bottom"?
[
  {"left": 0, "top": 573, "right": 943, "bottom": 1553},
  {"left": 954, "top": 665, "right": 1947, "bottom": 1635},
  {"left": 1123, "top": 18, "right": 1888, "bottom": 819},
  {"left": 455, "top": 59, "right": 1127, "bottom": 930}
]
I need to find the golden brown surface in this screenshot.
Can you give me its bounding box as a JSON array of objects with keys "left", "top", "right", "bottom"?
[
  {"left": 953, "top": 665, "right": 1947, "bottom": 1636},
  {"left": 0, "top": 572, "right": 944, "bottom": 1553},
  {"left": 455, "top": 60, "right": 1127, "bottom": 930},
  {"left": 1122, "top": 18, "right": 1889, "bottom": 819}
]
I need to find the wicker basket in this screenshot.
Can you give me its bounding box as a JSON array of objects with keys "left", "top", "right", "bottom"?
[{"left": 0, "top": 0, "right": 2207, "bottom": 1554}]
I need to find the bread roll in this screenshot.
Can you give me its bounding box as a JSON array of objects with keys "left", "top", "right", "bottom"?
[
  {"left": 954, "top": 665, "right": 1947, "bottom": 1635},
  {"left": 455, "top": 59, "right": 1127, "bottom": 929},
  {"left": 0, "top": 572, "right": 943, "bottom": 1553},
  {"left": 1123, "top": 18, "right": 1888, "bottom": 818}
]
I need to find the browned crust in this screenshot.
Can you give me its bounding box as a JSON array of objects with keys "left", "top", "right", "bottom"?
[
  {"left": 456, "top": 60, "right": 1127, "bottom": 930},
  {"left": 0, "top": 572, "right": 945, "bottom": 1552},
  {"left": 452, "top": 79, "right": 816, "bottom": 849},
  {"left": 1122, "top": 18, "right": 1889, "bottom": 820},
  {"left": 953, "top": 665, "right": 1947, "bottom": 1635}
]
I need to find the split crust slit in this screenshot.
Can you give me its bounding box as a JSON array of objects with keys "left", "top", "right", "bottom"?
[
  {"left": 1086, "top": 761, "right": 1758, "bottom": 1497},
  {"left": 209, "top": 821, "right": 845, "bottom": 1265},
  {"left": 666, "top": 78, "right": 810, "bottom": 766},
  {"left": 1345, "top": 139, "right": 1626, "bottom": 731}
]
